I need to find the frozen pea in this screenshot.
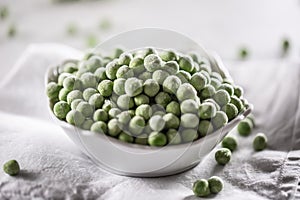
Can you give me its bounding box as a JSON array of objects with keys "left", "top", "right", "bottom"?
[
  {"left": 71, "top": 99, "right": 83, "bottom": 110},
  {"left": 234, "top": 86, "right": 244, "bottom": 98},
  {"left": 198, "top": 102, "right": 217, "bottom": 119},
  {"left": 144, "top": 54, "right": 162, "bottom": 72},
  {"left": 129, "top": 116, "right": 145, "bottom": 136},
  {"left": 81, "top": 119, "right": 94, "bottom": 130},
  {"left": 222, "top": 136, "right": 238, "bottom": 151},
  {"left": 134, "top": 94, "right": 150, "bottom": 106},
  {"left": 240, "top": 97, "right": 249, "bottom": 108},
  {"left": 89, "top": 93, "right": 104, "bottom": 109},
  {"left": 176, "top": 70, "right": 191, "bottom": 83},
  {"left": 208, "top": 176, "right": 224, "bottom": 194},
  {"left": 181, "top": 129, "right": 198, "bottom": 143},
  {"left": 106, "top": 60, "right": 120, "bottom": 80},
  {"left": 118, "top": 132, "right": 134, "bottom": 143},
  {"left": 64, "top": 63, "right": 77, "bottom": 74},
  {"left": 80, "top": 72, "right": 97, "bottom": 89},
  {"left": 94, "top": 68, "right": 107, "bottom": 81},
  {"left": 230, "top": 96, "right": 244, "bottom": 112},
  {"left": 222, "top": 103, "right": 238, "bottom": 120},
  {"left": 211, "top": 72, "right": 223, "bottom": 82},
  {"left": 200, "top": 85, "right": 216, "bottom": 100},
  {"left": 193, "top": 179, "right": 211, "bottom": 197},
  {"left": 58, "top": 72, "right": 72, "bottom": 86},
  {"left": 200, "top": 64, "right": 212, "bottom": 74},
  {"left": 153, "top": 111, "right": 165, "bottom": 116},
  {"left": 190, "top": 72, "right": 207, "bottom": 92},
  {"left": 163, "top": 61, "right": 179, "bottom": 75},
  {"left": 148, "top": 132, "right": 167, "bottom": 146},
  {"left": 90, "top": 121, "right": 107, "bottom": 134},
  {"left": 66, "top": 90, "right": 83, "bottom": 104},
  {"left": 125, "top": 77, "right": 143, "bottom": 97},
  {"left": 108, "top": 108, "right": 121, "bottom": 119},
  {"left": 213, "top": 89, "right": 230, "bottom": 106},
  {"left": 210, "top": 78, "right": 222, "bottom": 90},
  {"left": 163, "top": 113, "right": 180, "bottom": 129},
  {"left": 143, "top": 79, "right": 160, "bottom": 97},
  {"left": 253, "top": 133, "right": 267, "bottom": 151},
  {"left": 247, "top": 114, "right": 255, "bottom": 127},
  {"left": 191, "top": 62, "right": 200, "bottom": 74},
  {"left": 151, "top": 104, "right": 165, "bottom": 113},
  {"left": 180, "top": 99, "right": 199, "bottom": 114},
  {"left": 149, "top": 115, "right": 165, "bottom": 131},
  {"left": 218, "top": 83, "right": 234, "bottom": 96},
  {"left": 237, "top": 118, "right": 253, "bottom": 136},
  {"left": 118, "top": 53, "right": 133, "bottom": 66},
  {"left": 136, "top": 47, "right": 157, "bottom": 58},
  {"left": 159, "top": 49, "right": 177, "bottom": 61},
  {"left": 135, "top": 104, "right": 152, "bottom": 120},
  {"left": 63, "top": 76, "right": 82, "bottom": 91},
  {"left": 53, "top": 101, "right": 70, "bottom": 119},
  {"left": 135, "top": 134, "right": 149, "bottom": 145},
  {"left": 181, "top": 113, "right": 199, "bottom": 128},
  {"left": 3, "top": 160, "right": 20, "bottom": 176},
  {"left": 113, "top": 78, "right": 126, "bottom": 96},
  {"left": 83, "top": 88, "right": 97, "bottom": 101},
  {"left": 128, "top": 109, "right": 135, "bottom": 117},
  {"left": 176, "top": 83, "right": 197, "bottom": 102},
  {"left": 189, "top": 52, "right": 199, "bottom": 62},
  {"left": 76, "top": 102, "right": 94, "bottom": 117},
  {"left": 212, "top": 111, "right": 228, "bottom": 129},
  {"left": 98, "top": 80, "right": 113, "bottom": 97},
  {"left": 155, "top": 92, "right": 172, "bottom": 107},
  {"left": 46, "top": 82, "right": 62, "bottom": 100},
  {"left": 178, "top": 56, "right": 194, "bottom": 73},
  {"left": 66, "top": 110, "right": 85, "bottom": 126},
  {"left": 0, "top": 6, "right": 9, "bottom": 20},
  {"left": 166, "top": 101, "right": 181, "bottom": 116},
  {"left": 152, "top": 70, "right": 170, "bottom": 85},
  {"left": 166, "top": 129, "right": 181, "bottom": 145},
  {"left": 215, "top": 148, "right": 231, "bottom": 165},
  {"left": 117, "top": 94, "right": 134, "bottom": 110},
  {"left": 203, "top": 98, "right": 220, "bottom": 111},
  {"left": 112, "top": 48, "right": 124, "bottom": 58},
  {"left": 200, "top": 71, "right": 211, "bottom": 83},
  {"left": 163, "top": 75, "right": 181, "bottom": 94},
  {"left": 108, "top": 119, "right": 121, "bottom": 137},
  {"left": 116, "top": 65, "right": 134, "bottom": 79},
  {"left": 102, "top": 100, "right": 113, "bottom": 113},
  {"left": 129, "top": 57, "right": 145, "bottom": 75},
  {"left": 198, "top": 120, "right": 214, "bottom": 137},
  {"left": 117, "top": 111, "right": 132, "bottom": 125},
  {"left": 85, "top": 56, "right": 102, "bottom": 73},
  {"left": 138, "top": 71, "right": 152, "bottom": 81}
]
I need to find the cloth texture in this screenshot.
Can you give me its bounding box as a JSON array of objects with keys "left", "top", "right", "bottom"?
[{"left": 0, "top": 44, "right": 299, "bottom": 200}]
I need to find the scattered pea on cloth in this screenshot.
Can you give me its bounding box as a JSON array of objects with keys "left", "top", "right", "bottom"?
[
  {"left": 193, "top": 176, "right": 224, "bottom": 197},
  {"left": 3, "top": 160, "right": 20, "bottom": 176},
  {"left": 253, "top": 133, "right": 268, "bottom": 151}
]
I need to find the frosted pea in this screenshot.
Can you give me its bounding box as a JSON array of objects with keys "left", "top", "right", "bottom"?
[
  {"left": 98, "top": 80, "right": 113, "bottom": 97},
  {"left": 106, "top": 60, "right": 120, "bottom": 80},
  {"left": 129, "top": 57, "right": 145, "bottom": 75},
  {"left": 134, "top": 94, "right": 150, "bottom": 106},
  {"left": 210, "top": 78, "right": 221, "bottom": 90},
  {"left": 215, "top": 148, "right": 231, "bottom": 165},
  {"left": 117, "top": 94, "right": 134, "bottom": 110},
  {"left": 213, "top": 89, "right": 230, "bottom": 106},
  {"left": 83, "top": 88, "right": 97, "bottom": 101},
  {"left": 199, "top": 64, "right": 212, "bottom": 74},
  {"left": 253, "top": 133, "right": 267, "bottom": 151},
  {"left": 208, "top": 176, "right": 224, "bottom": 194},
  {"left": 176, "top": 70, "right": 191, "bottom": 83},
  {"left": 247, "top": 114, "right": 255, "bottom": 127},
  {"left": 113, "top": 78, "right": 126, "bottom": 95},
  {"left": 88, "top": 93, "right": 104, "bottom": 109},
  {"left": 222, "top": 136, "right": 238, "bottom": 151},
  {"left": 181, "top": 113, "right": 199, "bottom": 128},
  {"left": 118, "top": 132, "right": 134, "bottom": 143},
  {"left": 112, "top": 48, "right": 124, "bottom": 58},
  {"left": 149, "top": 115, "right": 165, "bottom": 131},
  {"left": 200, "top": 71, "right": 211, "bottom": 84},
  {"left": 81, "top": 119, "right": 94, "bottom": 130},
  {"left": 163, "top": 113, "right": 180, "bottom": 129},
  {"left": 163, "top": 61, "right": 179, "bottom": 75},
  {"left": 193, "top": 179, "right": 210, "bottom": 197},
  {"left": 189, "top": 52, "right": 199, "bottom": 62},
  {"left": 159, "top": 50, "right": 177, "bottom": 61},
  {"left": 143, "top": 79, "right": 160, "bottom": 97},
  {"left": 191, "top": 62, "right": 200, "bottom": 74},
  {"left": 118, "top": 53, "right": 133, "bottom": 65},
  {"left": 234, "top": 86, "right": 244, "bottom": 98},
  {"left": 136, "top": 47, "right": 157, "bottom": 58},
  {"left": 198, "top": 120, "right": 214, "bottom": 137},
  {"left": 144, "top": 54, "right": 162, "bottom": 72},
  {"left": 117, "top": 111, "right": 132, "bottom": 125},
  {"left": 3, "top": 160, "right": 20, "bottom": 176},
  {"left": 166, "top": 101, "right": 181, "bottom": 116},
  {"left": 152, "top": 70, "right": 170, "bottom": 85},
  {"left": 166, "top": 129, "right": 181, "bottom": 145},
  {"left": 230, "top": 95, "right": 244, "bottom": 112},
  {"left": 237, "top": 118, "right": 253, "bottom": 136},
  {"left": 181, "top": 129, "right": 198, "bottom": 143},
  {"left": 135, "top": 104, "right": 152, "bottom": 120},
  {"left": 46, "top": 82, "right": 62, "bottom": 100},
  {"left": 198, "top": 102, "right": 217, "bottom": 119},
  {"left": 63, "top": 76, "right": 82, "bottom": 91},
  {"left": 53, "top": 101, "right": 70, "bottom": 119},
  {"left": 94, "top": 68, "right": 107, "bottom": 81},
  {"left": 80, "top": 72, "right": 97, "bottom": 89},
  {"left": 71, "top": 99, "right": 83, "bottom": 110},
  {"left": 135, "top": 134, "right": 149, "bottom": 145},
  {"left": 212, "top": 111, "right": 228, "bottom": 129},
  {"left": 176, "top": 83, "right": 197, "bottom": 102},
  {"left": 108, "top": 108, "right": 122, "bottom": 119},
  {"left": 148, "top": 132, "right": 167, "bottom": 146},
  {"left": 108, "top": 119, "right": 122, "bottom": 137},
  {"left": 211, "top": 72, "right": 223, "bottom": 82},
  {"left": 90, "top": 121, "right": 107, "bottom": 134},
  {"left": 180, "top": 99, "right": 199, "bottom": 114},
  {"left": 125, "top": 77, "right": 143, "bottom": 97},
  {"left": 190, "top": 72, "right": 207, "bottom": 92},
  {"left": 203, "top": 98, "right": 220, "bottom": 111},
  {"left": 163, "top": 75, "right": 181, "bottom": 94},
  {"left": 93, "top": 109, "right": 108, "bottom": 122},
  {"left": 58, "top": 72, "right": 72, "bottom": 86},
  {"left": 129, "top": 116, "right": 145, "bottom": 136},
  {"left": 153, "top": 111, "right": 165, "bottom": 117},
  {"left": 178, "top": 56, "right": 194, "bottom": 72},
  {"left": 76, "top": 101, "right": 94, "bottom": 117},
  {"left": 155, "top": 92, "right": 172, "bottom": 107},
  {"left": 86, "top": 56, "right": 102, "bottom": 73},
  {"left": 222, "top": 103, "right": 238, "bottom": 120},
  {"left": 63, "top": 62, "right": 78, "bottom": 73},
  {"left": 138, "top": 71, "right": 152, "bottom": 81},
  {"left": 200, "top": 85, "right": 216, "bottom": 100},
  {"left": 218, "top": 83, "right": 234, "bottom": 96},
  {"left": 116, "top": 65, "right": 134, "bottom": 79},
  {"left": 67, "top": 90, "right": 83, "bottom": 104},
  {"left": 66, "top": 110, "right": 85, "bottom": 126}
]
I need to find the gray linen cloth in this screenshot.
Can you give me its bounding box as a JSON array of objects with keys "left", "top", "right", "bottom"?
[{"left": 0, "top": 44, "right": 299, "bottom": 200}]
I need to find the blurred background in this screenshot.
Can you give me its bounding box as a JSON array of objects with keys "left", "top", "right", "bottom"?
[{"left": 0, "top": 0, "right": 300, "bottom": 75}]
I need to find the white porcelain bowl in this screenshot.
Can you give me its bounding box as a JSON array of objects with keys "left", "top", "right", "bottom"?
[{"left": 46, "top": 28, "right": 252, "bottom": 177}]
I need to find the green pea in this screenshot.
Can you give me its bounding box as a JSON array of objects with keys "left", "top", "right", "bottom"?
[
  {"left": 200, "top": 85, "right": 216, "bottom": 100},
  {"left": 81, "top": 119, "right": 94, "bottom": 130},
  {"left": 198, "top": 120, "right": 214, "bottom": 137},
  {"left": 176, "top": 70, "right": 191, "bottom": 83},
  {"left": 247, "top": 114, "right": 255, "bottom": 127},
  {"left": 230, "top": 96, "right": 244, "bottom": 112},
  {"left": 94, "top": 68, "right": 107, "bottom": 81},
  {"left": 253, "top": 133, "right": 267, "bottom": 151},
  {"left": 63, "top": 76, "right": 82, "bottom": 91},
  {"left": 149, "top": 115, "right": 165, "bottom": 132},
  {"left": 112, "top": 48, "right": 124, "bottom": 59},
  {"left": 117, "top": 111, "right": 132, "bottom": 125},
  {"left": 90, "top": 121, "right": 107, "bottom": 134},
  {"left": 190, "top": 72, "right": 207, "bottom": 92},
  {"left": 3, "top": 160, "right": 20, "bottom": 176},
  {"left": 215, "top": 148, "right": 231, "bottom": 165},
  {"left": 163, "top": 75, "right": 181, "bottom": 94},
  {"left": 46, "top": 82, "right": 62, "bottom": 100},
  {"left": 234, "top": 86, "right": 244, "bottom": 98},
  {"left": 210, "top": 72, "right": 223, "bottom": 82},
  {"left": 98, "top": 80, "right": 113, "bottom": 97},
  {"left": 148, "top": 132, "right": 167, "bottom": 146},
  {"left": 58, "top": 72, "right": 72, "bottom": 86},
  {"left": 0, "top": 6, "right": 9, "bottom": 20},
  {"left": 102, "top": 100, "right": 113, "bottom": 112},
  {"left": 125, "top": 77, "right": 143, "bottom": 97},
  {"left": 136, "top": 47, "right": 157, "bottom": 58},
  {"left": 237, "top": 118, "right": 253, "bottom": 136},
  {"left": 108, "top": 108, "right": 121, "bottom": 119},
  {"left": 118, "top": 132, "right": 134, "bottom": 143},
  {"left": 129, "top": 57, "right": 145, "bottom": 75},
  {"left": 138, "top": 71, "right": 152, "bottom": 81},
  {"left": 80, "top": 72, "right": 97, "bottom": 89},
  {"left": 136, "top": 104, "right": 152, "bottom": 120},
  {"left": 82, "top": 88, "right": 97, "bottom": 101},
  {"left": 176, "top": 83, "right": 197, "bottom": 102},
  {"left": 143, "top": 79, "right": 160, "bottom": 97},
  {"left": 178, "top": 56, "right": 194, "bottom": 73},
  {"left": 135, "top": 134, "right": 149, "bottom": 145},
  {"left": 199, "top": 64, "right": 212, "bottom": 74},
  {"left": 282, "top": 38, "right": 290, "bottom": 56},
  {"left": 213, "top": 89, "right": 230, "bottom": 106},
  {"left": 134, "top": 94, "right": 150, "bottom": 106},
  {"left": 191, "top": 62, "right": 200, "bottom": 74},
  {"left": 152, "top": 70, "right": 170, "bottom": 85},
  {"left": 189, "top": 52, "right": 199, "bottom": 62},
  {"left": 180, "top": 99, "right": 199, "bottom": 114},
  {"left": 117, "top": 94, "right": 134, "bottom": 110},
  {"left": 53, "top": 101, "right": 70, "bottom": 119},
  {"left": 66, "top": 90, "right": 83, "bottom": 104},
  {"left": 166, "top": 129, "right": 181, "bottom": 145},
  {"left": 218, "top": 83, "right": 234, "bottom": 96},
  {"left": 222, "top": 103, "right": 238, "bottom": 120},
  {"left": 129, "top": 116, "right": 145, "bottom": 136},
  {"left": 116, "top": 65, "right": 134, "bottom": 79},
  {"left": 155, "top": 92, "right": 172, "bottom": 108},
  {"left": 63, "top": 62, "right": 77, "bottom": 74},
  {"left": 144, "top": 54, "right": 162, "bottom": 72},
  {"left": 106, "top": 60, "right": 120, "bottom": 80},
  {"left": 159, "top": 50, "right": 177, "bottom": 62},
  {"left": 71, "top": 99, "right": 84, "bottom": 110},
  {"left": 210, "top": 78, "right": 221, "bottom": 90},
  {"left": 181, "top": 129, "right": 198, "bottom": 143},
  {"left": 76, "top": 102, "right": 94, "bottom": 117},
  {"left": 181, "top": 113, "right": 199, "bottom": 128},
  {"left": 113, "top": 78, "right": 126, "bottom": 96},
  {"left": 203, "top": 98, "right": 220, "bottom": 111},
  {"left": 208, "top": 176, "right": 224, "bottom": 194},
  {"left": 193, "top": 179, "right": 211, "bottom": 197},
  {"left": 163, "top": 61, "right": 179, "bottom": 75},
  {"left": 211, "top": 111, "right": 228, "bottom": 129},
  {"left": 166, "top": 101, "right": 181, "bottom": 116},
  {"left": 239, "top": 47, "right": 248, "bottom": 59},
  {"left": 198, "top": 102, "right": 217, "bottom": 119},
  {"left": 108, "top": 119, "right": 121, "bottom": 137},
  {"left": 85, "top": 56, "right": 102, "bottom": 73},
  {"left": 66, "top": 110, "right": 85, "bottom": 126},
  {"left": 221, "top": 136, "right": 238, "bottom": 151},
  {"left": 163, "top": 113, "right": 180, "bottom": 129},
  {"left": 88, "top": 93, "right": 104, "bottom": 109},
  {"left": 118, "top": 53, "right": 133, "bottom": 66}
]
